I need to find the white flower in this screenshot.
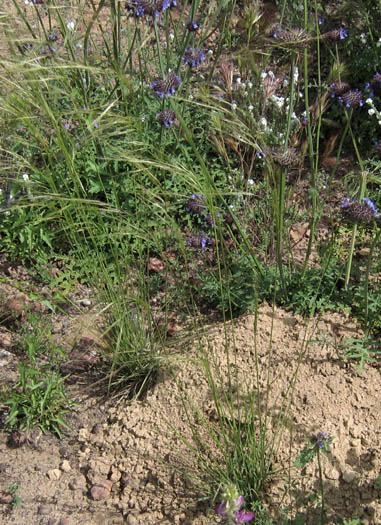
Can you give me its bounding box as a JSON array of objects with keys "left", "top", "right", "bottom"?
[
  {"left": 368, "top": 108, "right": 376, "bottom": 116},
  {"left": 283, "top": 78, "right": 289, "bottom": 88},
  {"left": 259, "top": 117, "right": 268, "bottom": 128},
  {"left": 188, "top": 94, "right": 194, "bottom": 100},
  {"left": 366, "top": 98, "right": 373, "bottom": 105},
  {"left": 248, "top": 104, "right": 254, "bottom": 111},
  {"left": 247, "top": 178, "right": 254, "bottom": 185},
  {"left": 293, "top": 67, "right": 299, "bottom": 83},
  {"left": 76, "top": 42, "right": 82, "bottom": 49},
  {"left": 378, "top": 37, "right": 381, "bottom": 47},
  {"left": 243, "top": 91, "right": 248, "bottom": 96},
  {"left": 268, "top": 70, "right": 275, "bottom": 78},
  {"left": 360, "top": 33, "right": 366, "bottom": 44},
  {"left": 22, "top": 173, "right": 29, "bottom": 181},
  {"left": 260, "top": 72, "right": 267, "bottom": 80},
  {"left": 169, "top": 33, "right": 174, "bottom": 41},
  {"left": 379, "top": 121, "right": 381, "bottom": 126},
  {"left": 207, "top": 49, "right": 213, "bottom": 56},
  {"left": 271, "top": 95, "right": 285, "bottom": 108},
  {"left": 236, "top": 77, "right": 241, "bottom": 84},
  {"left": 231, "top": 101, "right": 238, "bottom": 111},
  {"left": 66, "top": 21, "right": 75, "bottom": 31},
  {"left": 247, "top": 81, "right": 253, "bottom": 89},
  {"left": 141, "top": 116, "right": 146, "bottom": 122}
]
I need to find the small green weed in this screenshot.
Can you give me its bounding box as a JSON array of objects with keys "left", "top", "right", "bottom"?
[
  {"left": 7, "top": 483, "right": 22, "bottom": 510},
  {"left": 342, "top": 335, "right": 381, "bottom": 374},
  {"left": 1, "top": 363, "right": 75, "bottom": 437},
  {"left": 1, "top": 317, "right": 75, "bottom": 437}
]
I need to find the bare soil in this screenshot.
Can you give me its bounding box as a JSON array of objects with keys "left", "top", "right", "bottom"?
[{"left": 1, "top": 267, "right": 380, "bottom": 524}]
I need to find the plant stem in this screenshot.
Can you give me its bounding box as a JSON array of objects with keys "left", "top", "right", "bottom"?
[{"left": 317, "top": 448, "right": 326, "bottom": 524}]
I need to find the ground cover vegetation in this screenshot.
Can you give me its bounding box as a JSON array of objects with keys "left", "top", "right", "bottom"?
[{"left": 0, "top": 0, "right": 380, "bottom": 522}]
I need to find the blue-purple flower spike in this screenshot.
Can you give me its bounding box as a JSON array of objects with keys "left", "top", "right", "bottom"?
[
  {"left": 182, "top": 47, "right": 206, "bottom": 68},
  {"left": 151, "top": 72, "right": 181, "bottom": 98}
]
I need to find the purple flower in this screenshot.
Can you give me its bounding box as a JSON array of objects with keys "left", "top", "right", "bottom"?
[
  {"left": 182, "top": 47, "right": 205, "bottom": 68},
  {"left": 64, "top": 122, "right": 71, "bottom": 130},
  {"left": 126, "top": 0, "right": 173, "bottom": 18},
  {"left": 362, "top": 197, "right": 379, "bottom": 215},
  {"left": 151, "top": 72, "right": 181, "bottom": 98},
  {"left": 215, "top": 495, "right": 254, "bottom": 523},
  {"left": 341, "top": 197, "right": 379, "bottom": 223},
  {"left": 329, "top": 81, "right": 350, "bottom": 97},
  {"left": 157, "top": 109, "right": 177, "bottom": 127},
  {"left": 315, "top": 432, "right": 328, "bottom": 449},
  {"left": 187, "top": 19, "right": 199, "bottom": 32},
  {"left": 339, "top": 89, "right": 363, "bottom": 108},
  {"left": 233, "top": 509, "right": 255, "bottom": 523},
  {"left": 48, "top": 31, "right": 58, "bottom": 42},
  {"left": 339, "top": 28, "right": 348, "bottom": 39}
]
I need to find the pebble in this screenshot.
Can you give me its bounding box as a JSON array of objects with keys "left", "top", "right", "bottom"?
[
  {"left": 90, "top": 480, "right": 112, "bottom": 501},
  {"left": 38, "top": 505, "right": 50, "bottom": 515},
  {"left": 47, "top": 469, "right": 62, "bottom": 481},
  {"left": 60, "top": 460, "right": 71, "bottom": 473},
  {"left": 342, "top": 470, "right": 357, "bottom": 483},
  {"left": 80, "top": 298, "right": 91, "bottom": 307}
]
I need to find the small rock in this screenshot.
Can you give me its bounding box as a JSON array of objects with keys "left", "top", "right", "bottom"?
[
  {"left": 126, "top": 515, "right": 138, "bottom": 525},
  {"left": 80, "top": 298, "right": 91, "bottom": 307},
  {"left": 47, "top": 519, "right": 57, "bottom": 525},
  {"left": 38, "top": 504, "right": 50, "bottom": 515},
  {"left": 91, "top": 423, "right": 103, "bottom": 435},
  {"left": 0, "top": 492, "right": 13, "bottom": 504},
  {"left": 0, "top": 349, "right": 13, "bottom": 366},
  {"left": 47, "top": 469, "right": 62, "bottom": 481},
  {"left": 60, "top": 460, "right": 71, "bottom": 473},
  {"left": 110, "top": 466, "right": 121, "bottom": 482},
  {"left": 90, "top": 480, "right": 113, "bottom": 501},
  {"left": 78, "top": 428, "right": 89, "bottom": 442},
  {"left": 343, "top": 470, "right": 357, "bottom": 483},
  {"left": 59, "top": 519, "right": 71, "bottom": 525},
  {"left": 69, "top": 475, "right": 87, "bottom": 491},
  {"left": 324, "top": 464, "right": 340, "bottom": 480}
]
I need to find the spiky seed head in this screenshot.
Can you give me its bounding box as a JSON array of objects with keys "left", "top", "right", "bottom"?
[
  {"left": 273, "top": 147, "right": 299, "bottom": 167},
  {"left": 340, "top": 89, "right": 363, "bottom": 108},
  {"left": 157, "top": 109, "right": 177, "bottom": 127},
  {"left": 187, "top": 194, "right": 206, "bottom": 215},
  {"left": 341, "top": 198, "right": 379, "bottom": 223},
  {"left": 330, "top": 81, "right": 350, "bottom": 96},
  {"left": 275, "top": 28, "right": 309, "bottom": 49}
]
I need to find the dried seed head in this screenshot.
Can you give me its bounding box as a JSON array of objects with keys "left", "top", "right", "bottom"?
[
  {"left": 274, "top": 28, "right": 310, "bottom": 49},
  {"left": 273, "top": 147, "right": 299, "bottom": 167}
]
